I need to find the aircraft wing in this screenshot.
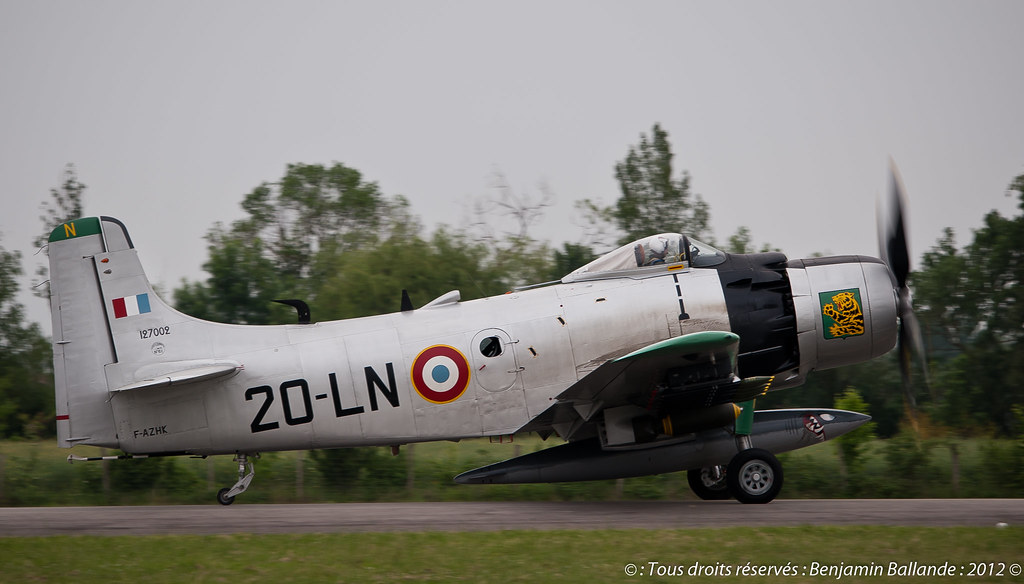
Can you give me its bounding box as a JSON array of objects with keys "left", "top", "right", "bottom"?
[{"left": 521, "top": 331, "right": 772, "bottom": 440}]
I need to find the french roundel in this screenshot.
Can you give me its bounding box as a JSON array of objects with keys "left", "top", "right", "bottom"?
[{"left": 410, "top": 344, "right": 471, "bottom": 404}]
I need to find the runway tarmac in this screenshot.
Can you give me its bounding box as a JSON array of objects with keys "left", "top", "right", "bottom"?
[{"left": 1, "top": 499, "right": 1021, "bottom": 536}]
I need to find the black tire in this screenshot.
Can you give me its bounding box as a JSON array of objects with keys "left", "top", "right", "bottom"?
[
  {"left": 726, "top": 448, "right": 783, "bottom": 504},
  {"left": 217, "top": 487, "right": 235, "bottom": 506},
  {"left": 687, "top": 467, "right": 731, "bottom": 500}
]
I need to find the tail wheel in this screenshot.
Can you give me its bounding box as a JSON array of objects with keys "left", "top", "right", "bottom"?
[
  {"left": 217, "top": 487, "right": 235, "bottom": 506},
  {"left": 726, "top": 448, "right": 783, "bottom": 504},
  {"left": 687, "top": 466, "right": 731, "bottom": 500}
]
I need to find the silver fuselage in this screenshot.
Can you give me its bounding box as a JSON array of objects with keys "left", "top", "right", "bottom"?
[{"left": 50, "top": 218, "right": 896, "bottom": 457}]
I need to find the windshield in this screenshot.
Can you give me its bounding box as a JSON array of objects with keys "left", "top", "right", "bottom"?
[
  {"left": 563, "top": 233, "right": 726, "bottom": 282},
  {"left": 688, "top": 237, "right": 728, "bottom": 267}
]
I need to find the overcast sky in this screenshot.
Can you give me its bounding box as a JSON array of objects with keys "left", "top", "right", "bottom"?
[{"left": 2, "top": 1, "right": 1022, "bottom": 331}]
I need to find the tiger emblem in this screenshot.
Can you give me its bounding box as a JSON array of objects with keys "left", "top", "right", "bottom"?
[{"left": 821, "top": 290, "right": 864, "bottom": 338}]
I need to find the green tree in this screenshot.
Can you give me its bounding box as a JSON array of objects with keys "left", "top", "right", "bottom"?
[
  {"left": 612, "top": 123, "right": 711, "bottom": 244},
  {"left": 0, "top": 240, "right": 53, "bottom": 438},
  {"left": 311, "top": 228, "right": 553, "bottom": 321},
  {"left": 549, "top": 242, "right": 598, "bottom": 281},
  {"left": 911, "top": 170, "right": 1024, "bottom": 436},
  {"left": 308, "top": 447, "right": 404, "bottom": 496},
  {"left": 481, "top": 234, "right": 554, "bottom": 293},
  {"left": 461, "top": 170, "right": 561, "bottom": 288},
  {"left": 33, "top": 163, "right": 86, "bottom": 298},
  {"left": 574, "top": 124, "right": 712, "bottom": 247},
  {"left": 238, "top": 163, "right": 407, "bottom": 280},
  {"left": 175, "top": 162, "right": 410, "bottom": 324},
  {"left": 833, "top": 387, "right": 877, "bottom": 494},
  {"left": 572, "top": 199, "right": 618, "bottom": 250},
  {"left": 724, "top": 226, "right": 777, "bottom": 254},
  {"left": 726, "top": 226, "right": 754, "bottom": 254},
  {"left": 914, "top": 228, "right": 971, "bottom": 352},
  {"left": 174, "top": 226, "right": 287, "bottom": 324},
  {"left": 0, "top": 164, "right": 80, "bottom": 437},
  {"left": 881, "top": 429, "right": 933, "bottom": 497}
]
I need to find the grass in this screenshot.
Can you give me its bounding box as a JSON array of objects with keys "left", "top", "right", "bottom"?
[
  {"left": 1, "top": 435, "right": 1022, "bottom": 506},
  {"left": 1, "top": 527, "right": 1021, "bottom": 583},
  {"left": 0, "top": 438, "right": 693, "bottom": 505}
]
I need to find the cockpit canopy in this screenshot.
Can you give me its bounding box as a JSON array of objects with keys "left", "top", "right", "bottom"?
[{"left": 562, "top": 233, "right": 726, "bottom": 283}]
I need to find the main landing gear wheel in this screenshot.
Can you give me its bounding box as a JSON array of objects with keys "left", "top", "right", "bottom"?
[
  {"left": 726, "top": 448, "right": 783, "bottom": 504},
  {"left": 687, "top": 466, "right": 731, "bottom": 500}
]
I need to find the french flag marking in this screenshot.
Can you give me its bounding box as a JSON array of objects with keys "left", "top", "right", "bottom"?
[{"left": 112, "top": 293, "right": 152, "bottom": 319}]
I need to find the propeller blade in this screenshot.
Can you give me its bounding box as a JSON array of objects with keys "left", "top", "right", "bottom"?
[
  {"left": 877, "top": 160, "right": 931, "bottom": 430},
  {"left": 879, "top": 160, "right": 911, "bottom": 289},
  {"left": 899, "top": 289, "right": 930, "bottom": 383},
  {"left": 897, "top": 303, "right": 919, "bottom": 408}
]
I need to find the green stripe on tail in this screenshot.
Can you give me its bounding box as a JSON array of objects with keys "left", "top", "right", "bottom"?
[{"left": 48, "top": 217, "right": 102, "bottom": 242}]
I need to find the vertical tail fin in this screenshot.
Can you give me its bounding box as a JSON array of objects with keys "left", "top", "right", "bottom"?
[{"left": 48, "top": 216, "right": 190, "bottom": 448}]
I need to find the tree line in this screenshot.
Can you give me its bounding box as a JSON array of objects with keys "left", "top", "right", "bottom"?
[{"left": 2, "top": 125, "right": 1023, "bottom": 443}]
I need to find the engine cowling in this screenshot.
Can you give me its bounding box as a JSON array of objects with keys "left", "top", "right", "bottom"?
[{"left": 787, "top": 255, "right": 898, "bottom": 379}]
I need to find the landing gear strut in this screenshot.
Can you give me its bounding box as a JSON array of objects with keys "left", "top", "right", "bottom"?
[
  {"left": 715, "top": 400, "right": 783, "bottom": 504},
  {"left": 217, "top": 453, "right": 256, "bottom": 505},
  {"left": 687, "top": 465, "right": 731, "bottom": 500}
]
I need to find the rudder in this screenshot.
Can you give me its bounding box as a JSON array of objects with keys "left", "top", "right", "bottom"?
[{"left": 48, "top": 216, "right": 192, "bottom": 448}]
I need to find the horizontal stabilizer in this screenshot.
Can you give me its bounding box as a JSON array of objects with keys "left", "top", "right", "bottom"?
[{"left": 111, "top": 360, "right": 243, "bottom": 392}]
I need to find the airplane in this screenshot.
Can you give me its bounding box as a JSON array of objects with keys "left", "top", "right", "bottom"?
[{"left": 47, "top": 167, "right": 918, "bottom": 505}]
